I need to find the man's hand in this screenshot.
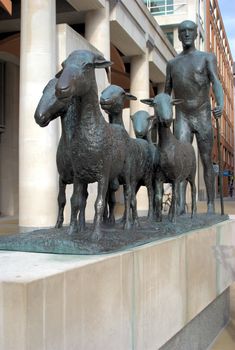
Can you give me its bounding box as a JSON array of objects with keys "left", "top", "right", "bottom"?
[{"left": 212, "top": 106, "right": 223, "bottom": 119}]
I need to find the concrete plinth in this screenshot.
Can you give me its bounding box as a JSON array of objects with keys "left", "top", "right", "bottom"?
[{"left": 0, "top": 219, "right": 235, "bottom": 350}]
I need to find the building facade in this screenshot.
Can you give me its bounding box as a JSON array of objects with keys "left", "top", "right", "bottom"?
[
  {"left": 206, "top": 0, "right": 234, "bottom": 196},
  {"left": 0, "top": 0, "right": 175, "bottom": 229},
  {"left": 144, "top": 0, "right": 235, "bottom": 198},
  {"left": 0, "top": 0, "right": 11, "bottom": 15}
]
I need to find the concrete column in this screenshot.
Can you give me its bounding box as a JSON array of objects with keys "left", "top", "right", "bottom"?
[
  {"left": 19, "top": 0, "right": 58, "bottom": 229},
  {"left": 0, "top": 62, "right": 19, "bottom": 216},
  {"left": 157, "top": 82, "right": 165, "bottom": 93},
  {"left": 85, "top": 0, "right": 110, "bottom": 96},
  {"left": 84, "top": 1, "right": 111, "bottom": 219},
  {"left": 130, "top": 52, "right": 150, "bottom": 137},
  {"left": 85, "top": 0, "right": 110, "bottom": 60},
  {"left": 130, "top": 51, "right": 150, "bottom": 213}
]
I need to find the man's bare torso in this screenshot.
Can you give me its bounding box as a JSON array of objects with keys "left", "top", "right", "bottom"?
[{"left": 168, "top": 50, "right": 211, "bottom": 114}]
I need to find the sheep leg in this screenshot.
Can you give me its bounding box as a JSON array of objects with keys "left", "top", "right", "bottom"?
[
  {"left": 78, "top": 184, "right": 88, "bottom": 232},
  {"left": 55, "top": 177, "right": 66, "bottom": 228},
  {"left": 103, "top": 191, "right": 109, "bottom": 224},
  {"left": 123, "top": 182, "right": 132, "bottom": 230},
  {"left": 168, "top": 191, "right": 173, "bottom": 217},
  {"left": 131, "top": 181, "right": 140, "bottom": 227},
  {"left": 120, "top": 209, "right": 126, "bottom": 224},
  {"left": 107, "top": 189, "right": 116, "bottom": 225},
  {"left": 177, "top": 180, "right": 187, "bottom": 215},
  {"left": 108, "top": 178, "right": 119, "bottom": 224},
  {"left": 189, "top": 179, "right": 197, "bottom": 218},
  {"left": 155, "top": 180, "right": 163, "bottom": 222},
  {"left": 103, "top": 187, "right": 116, "bottom": 225},
  {"left": 92, "top": 175, "right": 109, "bottom": 240},
  {"left": 121, "top": 181, "right": 140, "bottom": 225},
  {"left": 67, "top": 178, "right": 84, "bottom": 235},
  {"left": 152, "top": 180, "right": 156, "bottom": 215},
  {"left": 146, "top": 178, "right": 154, "bottom": 222},
  {"left": 169, "top": 182, "right": 177, "bottom": 223}
]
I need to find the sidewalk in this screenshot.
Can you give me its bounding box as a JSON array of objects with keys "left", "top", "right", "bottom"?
[
  {"left": 197, "top": 196, "right": 235, "bottom": 215},
  {"left": 0, "top": 215, "right": 19, "bottom": 236}
]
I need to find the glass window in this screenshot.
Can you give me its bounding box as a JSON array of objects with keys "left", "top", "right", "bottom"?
[
  {"left": 144, "top": 0, "right": 174, "bottom": 16},
  {"left": 165, "top": 31, "right": 174, "bottom": 45}
]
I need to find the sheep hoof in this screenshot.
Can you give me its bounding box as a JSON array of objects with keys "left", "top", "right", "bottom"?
[
  {"left": 108, "top": 216, "right": 115, "bottom": 226},
  {"left": 155, "top": 214, "right": 162, "bottom": 222},
  {"left": 177, "top": 207, "right": 186, "bottom": 216},
  {"left": 102, "top": 217, "right": 108, "bottom": 224},
  {"left": 119, "top": 215, "right": 126, "bottom": 224},
  {"left": 78, "top": 223, "right": 86, "bottom": 233},
  {"left": 55, "top": 220, "right": 63, "bottom": 229},
  {"left": 133, "top": 219, "right": 141, "bottom": 228},
  {"left": 67, "top": 224, "right": 78, "bottom": 236},
  {"left": 123, "top": 221, "right": 132, "bottom": 231},
  {"left": 207, "top": 203, "right": 215, "bottom": 215},
  {"left": 147, "top": 214, "right": 154, "bottom": 223},
  {"left": 91, "top": 229, "right": 103, "bottom": 241}
]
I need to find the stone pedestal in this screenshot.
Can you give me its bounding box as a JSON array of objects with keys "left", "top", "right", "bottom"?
[{"left": 0, "top": 219, "right": 235, "bottom": 350}]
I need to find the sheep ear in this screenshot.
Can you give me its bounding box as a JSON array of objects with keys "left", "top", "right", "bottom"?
[
  {"left": 140, "top": 98, "right": 154, "bottom": 106},
  {"left": 171, "top": 99, "right": 184, "bottom": 105},
  {"left": 147, "top": 115, "right": 156, "bottom": 121},
  {"left": 94, "top": 55, "right": 113, "bottom": 69},
  {"left": 55, "top": 70, "right": 63, "bottom": 78},
  {"left": 105, "top": 67, "right": 111, "bottom": 83},
  {"left": 125, "top": 93, "right": 137, "bottom": 101}
]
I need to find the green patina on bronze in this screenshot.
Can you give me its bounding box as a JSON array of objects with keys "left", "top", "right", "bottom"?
[{"left": 0, "top": 214, "right": 228, "bottom": 255}]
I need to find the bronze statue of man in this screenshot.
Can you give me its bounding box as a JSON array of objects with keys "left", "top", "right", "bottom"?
[{"left": 165, "top": 20, "right": 224, "bottom": 214}]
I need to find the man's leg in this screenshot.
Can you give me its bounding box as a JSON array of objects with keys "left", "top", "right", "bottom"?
[
  {"left": 196, "top": 122, "right": 215, "bottom": 213},
  {"left": 174, "top": 114, "right": 193, "bottom": 214}
]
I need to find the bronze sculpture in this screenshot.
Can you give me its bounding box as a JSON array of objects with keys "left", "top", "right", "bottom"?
[
  {"left": 131, "top": 110, "right": 161, "bottom": 216},
  {"left": 141, "top": 93, "right": 197, "bottom": 222},
  {"left": 55, "top": 50, "right": 134, "bottom": 240},
  {"left": 100, "top": 84, "right": 137, "bottom": 225},
  {"left": 33, "top": 33, "right": 223, "bottom": 233},
  {"left": 100, "top": 84, "right": 155, "bottom": 225},
  {"left": 165, "top": 20, "right": 224, "bottom": 215},
  {"left": 34, "top": 78, "right": 88, "bottom": 231},
  {"left": 131, "top": 110, "right": 158, "bottom": 165},
  {"left": 0, "top": 41, "right": 228, "bottom": 255}
]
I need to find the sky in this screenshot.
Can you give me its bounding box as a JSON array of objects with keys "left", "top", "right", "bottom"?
[{"left": 218, "top": 0, "right": 235, "bottom": 60}]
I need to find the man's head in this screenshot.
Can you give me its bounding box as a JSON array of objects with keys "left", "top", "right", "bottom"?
[{"left": 178, "top": 20, "right": 197, "bottom": 49}]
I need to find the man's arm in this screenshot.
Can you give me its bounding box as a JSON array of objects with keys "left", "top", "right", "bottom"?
[
  {"left": 164, "top": 61, "right": 173, "bottom": 95},
  {"left": 207, "top": 53, "right": 224, "bottom": 118}
]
